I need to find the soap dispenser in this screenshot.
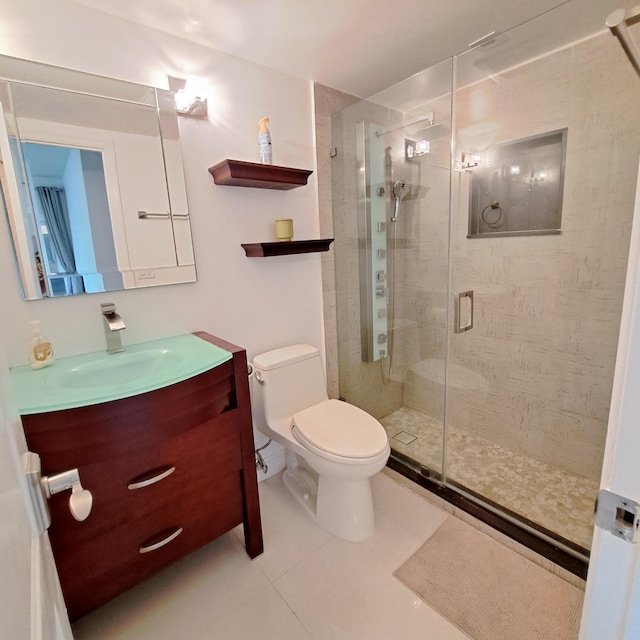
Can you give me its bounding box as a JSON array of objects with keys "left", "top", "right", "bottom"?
[{"left": 28, "top": 320, "right": 54, "bottom": 370}]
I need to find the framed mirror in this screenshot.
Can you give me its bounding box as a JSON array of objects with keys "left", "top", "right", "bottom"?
[
  {"left": 467, "top": 128, "right": 567, "bottom": 238},
  {"left": 0, "top": 54, "right": 196, "bottom": 300}
]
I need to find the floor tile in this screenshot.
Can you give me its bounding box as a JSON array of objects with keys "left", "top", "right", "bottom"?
[
  {"left": 274, "top": 509, "right": 470, "bottom": 640},
  {"left": 372, "top": 471, "right": 449, "bottom": 540},
  {"left": 195, "top": 584, "right": 314, "bottom": 640},
  {"left": 233, "top": 473, "right": 333, "bottom": 582}
]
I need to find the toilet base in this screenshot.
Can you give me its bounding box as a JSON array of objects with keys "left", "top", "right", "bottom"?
[
  {"left": 282, "top": 466, "right": 318, "bottom": 517},
  {"left": 316, "top": 474, "right": 376, "bottom": 542},
  {"left": 280, "top": 461, "right": 376, "bottom": 542}
]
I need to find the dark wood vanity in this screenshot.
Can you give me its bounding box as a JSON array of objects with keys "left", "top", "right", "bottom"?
[{"left": 21, "top": 332, "right": 263, "bottom": 621}]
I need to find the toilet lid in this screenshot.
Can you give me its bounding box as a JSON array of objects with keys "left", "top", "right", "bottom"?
[{"left": 292, "top": 399, "right": 388, "bottom": 459}]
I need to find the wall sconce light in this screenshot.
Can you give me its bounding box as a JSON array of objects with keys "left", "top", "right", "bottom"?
[
  {"left": 456, "top": 151, "right": 484, "bottom": 172},
  {"left": 169, "top": 76, "right": 208, "bottom": 119},
  {"left": 405, "top": 138, "right": 430, "bottom": 160},
  {"left": 416, "top": 140, "right": 430, "bottom": 155}
]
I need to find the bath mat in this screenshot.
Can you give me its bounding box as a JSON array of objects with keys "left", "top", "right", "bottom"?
[{"left": 395, "top": 517, "right": 583, "bottom": 640}]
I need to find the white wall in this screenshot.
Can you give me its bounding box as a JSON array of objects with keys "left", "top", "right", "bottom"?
[
  {"left": 0, "top": 0, "right": 324, "bottom": 355},
  {"left": 0, "top": 0, "right": 325, "bottom": 470}
]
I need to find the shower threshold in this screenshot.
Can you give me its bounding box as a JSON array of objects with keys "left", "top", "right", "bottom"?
[
  {"left": 381, "top": 406, "right": 591, "bottom": 579},
  {"left": 387, "top": 451, "right": 589, "bottom": 578}
]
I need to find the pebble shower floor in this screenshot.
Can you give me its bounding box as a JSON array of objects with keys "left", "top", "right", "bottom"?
[{"left": 380, "top": 406, "right": 597, "bottom": 550}]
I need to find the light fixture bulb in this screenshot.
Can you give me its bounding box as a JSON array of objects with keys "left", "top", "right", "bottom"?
[
  {"left": 415, "top": 140, "right": 430, "bottom": 155},
  {"left": 174, "top": 76, "right": 208, "bottom": 118}
]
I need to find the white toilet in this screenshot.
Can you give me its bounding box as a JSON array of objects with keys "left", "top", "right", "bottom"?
[{"left": 252, "top": 344, "right": 390, "bottom": 542}]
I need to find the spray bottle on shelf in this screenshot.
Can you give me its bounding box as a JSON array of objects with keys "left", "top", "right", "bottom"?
[
  {"left": 28, "top": 320, "right": 54, "bottom": 370},
  {"left": 258, "top": 117, "right": 272, "bottom": 164}
]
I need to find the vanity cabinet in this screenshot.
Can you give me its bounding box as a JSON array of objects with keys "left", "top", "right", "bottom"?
[{"left": 21, "top": 332, "right": 262, "bottom": 621}]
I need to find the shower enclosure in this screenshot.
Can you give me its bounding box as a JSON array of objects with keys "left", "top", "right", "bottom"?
[{"left": 329, "top": 8, "right": 640, "bottom": 570}]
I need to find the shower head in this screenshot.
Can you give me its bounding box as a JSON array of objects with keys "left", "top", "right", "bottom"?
[
  {"left": 391, "top": 180, "right": 409, "bottom": 222},
  {"left": 411, "top": 122, "right": 451, "bottom": 141},
  {"left": 393, "top": 179, "right": 409, "bottom": 201}
]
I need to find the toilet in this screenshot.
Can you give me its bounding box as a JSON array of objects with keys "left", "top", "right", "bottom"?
[{"left": 252, "top": 344, "right": 390, "bottom": 542}]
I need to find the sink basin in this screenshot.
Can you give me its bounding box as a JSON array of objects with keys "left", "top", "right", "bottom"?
[
  {"left": 11, "top": 333, "right": 232, "bottom": 414},
  {"left": 52, "top": 348, "right": 186, "bottom": 390}
]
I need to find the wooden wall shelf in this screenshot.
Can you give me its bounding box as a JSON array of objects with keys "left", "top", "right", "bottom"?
[
  {"left": 209, "top": 159, "right": 313, "bottom": 190},
  {"left": 241, "top": 239, "right": 334, "bottom": 257}
]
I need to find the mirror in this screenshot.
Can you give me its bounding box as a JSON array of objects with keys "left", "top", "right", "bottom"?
[
  {"left": 0, "top": 54, "right": 196, "bottom": 300},
  {"left": 467, "top": 129, "right": 567, "bottom": 238}
]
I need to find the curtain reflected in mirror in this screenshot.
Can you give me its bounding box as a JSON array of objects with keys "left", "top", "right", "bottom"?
[
  {"left": 35, "top": 186, "right": 83, "bottom": 295},
  {"left": 23, "top": 142, "right": 123, "bottom": 297}
]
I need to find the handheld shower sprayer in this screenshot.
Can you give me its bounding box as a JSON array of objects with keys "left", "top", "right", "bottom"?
[
  {"left": 391, "top": 179, "right": 409, "bottom": 222},
  {"left": 383, "top": 179, "right": 410, "bottom": 386}
]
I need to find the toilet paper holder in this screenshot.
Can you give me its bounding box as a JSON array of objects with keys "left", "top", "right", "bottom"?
[{"left": 25, "top": 451, "right": 93, "bottom": 534}]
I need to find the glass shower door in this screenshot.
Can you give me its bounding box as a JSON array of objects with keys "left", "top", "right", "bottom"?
[
  {"left": 444, "top": 13, "right": 639, "bottom": 551},
  {"left": 330, "top": 58, "right": 454, "bottom": 482}
]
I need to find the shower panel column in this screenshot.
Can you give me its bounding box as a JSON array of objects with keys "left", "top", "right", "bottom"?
[{"left": 356, "top": 122, "right": 388, "bottom": 362}]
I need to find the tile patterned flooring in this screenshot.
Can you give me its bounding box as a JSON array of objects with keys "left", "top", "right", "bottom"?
[
  {"left": 380, "top": 406, "right": 598, "bottom": 550},
  {"left": 72, "top": 472, "right": 475, "bottom": 640}
]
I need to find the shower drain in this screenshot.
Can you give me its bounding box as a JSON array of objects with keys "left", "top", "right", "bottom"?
[{"left": 392, "top": 431, "right": 418, "bottom": 445}]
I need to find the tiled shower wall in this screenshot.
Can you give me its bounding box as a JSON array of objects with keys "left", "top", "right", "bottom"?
[
  {"left": 317, "top": 61, "right": 465, "bottom": 429},
  {"left": 323, "top": 93, "right": 407, "bottom": 417},
  {"left": 313, "top": 84, "right": 359, "bottom": 400},
  {"left": 317, "top": 29, "right": 640, "bottom": 482},
  {"left": 319, "top": 79, "right": 454, "bottom": 421}
]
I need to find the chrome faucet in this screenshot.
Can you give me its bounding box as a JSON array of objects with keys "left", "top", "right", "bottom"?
[{"left": 101, "top": 302, "right": 125, "bottom": 354}]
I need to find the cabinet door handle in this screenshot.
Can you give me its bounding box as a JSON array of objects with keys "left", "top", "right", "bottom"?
[
  {"left": 127, "top": 465, "right": 175, "bottom": 490},
  {"left": 139, "top": 527, "right": 183, "bottom": 554}
]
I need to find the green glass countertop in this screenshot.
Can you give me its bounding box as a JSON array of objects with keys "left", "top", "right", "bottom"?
[{"left": 11, "top": 333, "right": 232, "bottom": 414}]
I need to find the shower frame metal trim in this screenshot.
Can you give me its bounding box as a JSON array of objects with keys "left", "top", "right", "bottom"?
[{"left": 387, "top": 452, "right": 589, "bottom": 579}]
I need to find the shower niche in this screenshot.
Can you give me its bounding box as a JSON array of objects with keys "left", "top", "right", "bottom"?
[{"left": 467, "top": 128, "right": 567, "bottom": 237}]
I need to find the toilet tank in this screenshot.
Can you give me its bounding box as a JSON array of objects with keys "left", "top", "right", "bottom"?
[{"left": 252, "top": 344, "right": 329, "bottom": 424}]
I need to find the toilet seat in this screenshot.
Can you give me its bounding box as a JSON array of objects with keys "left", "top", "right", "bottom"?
[{"left": 292, "top": 399, "right": 388, "bottom": 460}]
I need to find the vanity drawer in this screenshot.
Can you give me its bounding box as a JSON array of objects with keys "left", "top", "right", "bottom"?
[
  {"left": 23, "top": 358, "right": 237, "bottom": 469},
  {"left": 47, "top": 409, "right": 243, "bottom": 549},
  {"left": 55, "top": 471, "right": 245, "bottom": 621}
]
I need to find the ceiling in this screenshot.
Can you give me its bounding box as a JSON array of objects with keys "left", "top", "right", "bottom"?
[{"left": 69, "top": 0, "right": 636, "bottom": 97}]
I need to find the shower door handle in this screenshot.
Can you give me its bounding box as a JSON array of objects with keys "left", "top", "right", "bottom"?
[{"left": 454, "top": 290, "right": 474, "bottom": 333}]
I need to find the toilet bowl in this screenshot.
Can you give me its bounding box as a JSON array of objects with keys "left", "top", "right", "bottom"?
[{"left": 252, "top": 344, "right": 390, "bottom": 542}]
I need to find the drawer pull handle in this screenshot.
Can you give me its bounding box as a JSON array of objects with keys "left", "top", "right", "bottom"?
[
  {"left": 127, "top": 466, "right": 175, "bottom": 490},
  {"left": 139, "top": 527, "right": 183, "bottom": 554}
]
